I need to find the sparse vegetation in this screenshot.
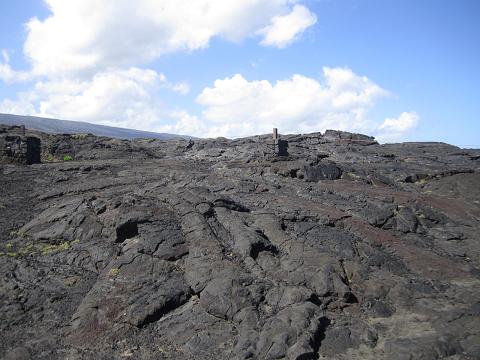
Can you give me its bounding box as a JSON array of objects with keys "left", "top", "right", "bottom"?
[
  {"left": 1, "top": 241, "right": 73, "bottom": 257},
  {"left": 18, "top": 242, "right": 35, "bottom": 256},
  {"left": 108, "top": 267, "right": 120, "bottom": 277},
  {"left": 44, "top": 153, "right": 55, "bottom": 162},
  {"left": 63, "top": 154, "right": 73, "bottom": 161},
  {"left": 71, "top": 133, "right": 89, "bottom": 140},
  {"left": 40, "top": 241, "right": 71, "bottom": 255}
]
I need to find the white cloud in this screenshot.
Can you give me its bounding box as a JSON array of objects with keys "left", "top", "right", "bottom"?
[
  {"left": 2, "top": 50, "right": 9, "bottom": 63},
  {"left": 379, "top": 111, "right": 419, "bottom": 132},
  {"left": 0, "top": 67, "right": 171, "bottom": 130},
  {"left": 155, "top": 110, "right": 206, "bottom": 135},
  {"left": 0, "top": 97, "right": 37, "bottom": 115},
  {"left": 1, "top": 0, "right": 322, "bottom": 136},
  {"left": 1, "top": 66, "right": 418, "bottom": 141},
  {"left": 39, "top": 68, "right": 168, "bottom": 130},
  {"left": 0, "top": 50, "right": 33, "bottom": 83},
  {"left": 258, "top": 5, "right": 317, "bottom": 48},
  {"left": 195, "top": 67, "right": 391, "bottom": 138},
  {"left": 0, "top": 1, "right": 418, "bottom": 141},
  {"left": 23, "top": 0, "right": 317, "bottom": 77},
  {"left": 376, "top": 111, "right": 419, "bottom": 142},
  {"left": 168, "top": 81, "right": 190, "bottom": 95}
]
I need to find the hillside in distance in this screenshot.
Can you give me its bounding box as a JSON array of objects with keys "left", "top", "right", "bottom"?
[
  {"left": 0, "top": 113, "right": 191, "bottom": 140},
  {"left": 0, "top": 125, "right": 479, "bottom": 359}
]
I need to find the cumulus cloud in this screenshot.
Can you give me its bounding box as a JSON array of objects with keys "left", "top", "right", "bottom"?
[
  {"left": 0, "top": 97, "right": 37, "bottom": 115},
  {"left": 1, "top": 66, "right": 419, "bottom": 140},
  {"left": 379, "top": 111, "right": 419, "bottom": 132},
  {"left": 0, "top": 68, "right": 173, "bottom": 130},
  {"left": 258, "top": 5, "right": 317, "bottom": 48},
  {"left": 0, "top": 50, "right": 33, "bottom": 83},
  {"left": 37, "top": 68, "right": 164, "bottom": 127},
  {"left": 23, "top": 0, "right": 317, "bottom": 77},
  {"left": 168, "top": 82, "right": 190, "bottom": 95},
  {"left": 195, "top": 67, "right": 391, "bottom": 138},
  {"left": 376, "top": 111, "right": 420, "bottom": 142},
  {"left": 155, "top": 110, "right": 206, "bottom": 135},
  {"left": 0, "top": 1, "right": 418, "bottom": 141}
]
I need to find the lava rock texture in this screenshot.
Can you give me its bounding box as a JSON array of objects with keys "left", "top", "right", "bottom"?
[
  {"left": 1, "top": 125, "right": 480, "bottom": 359},
  {"left": 0, "top": 126, "right": 41, "bottom": 165}
]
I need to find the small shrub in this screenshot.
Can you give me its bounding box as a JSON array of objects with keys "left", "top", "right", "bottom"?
[
  {"left": 45, "top": 154, "right": 55, "bottom": 162},
  {"left": 63, "top": 155, "right": 73, "bottom": 161},
  {"left": 108, "top": 268, "right": 120, "bottom": 277},
  {"left": 71, "top": 133, "right": 88, "bottom": 140}
]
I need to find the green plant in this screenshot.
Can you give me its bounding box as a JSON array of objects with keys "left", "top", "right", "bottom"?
[
  {"left": 108, "top": 267, "right": 120, "bottom": 277},
  {"left": 71, "top": 133, "right": 88, "bottom": 140},
  {"left": 45, "top": 154, "right": 55, "bottom": 162},
  {"left": 41, "top": 241, "right": 70, "bottom": 255},
  {"left": 18, "top": 243, "right": 35, "bottom": 256},
  {"left": 63, "top": 155, "right": 73, "bottom": 161}
]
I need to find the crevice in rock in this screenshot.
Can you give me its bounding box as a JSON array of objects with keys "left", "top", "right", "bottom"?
[
  {"left": 343, "top": 292, "right": 358, "bottom": 304},
  {"left": 249, "top": 241, "right": 279, "bottom": 260},
  {"left": 136, "top": 292, "right": 192, "bottom": 328},
  {"left": 206, "top": 213, "right": 236, "bottom": 251},
  {"left": 309, "top": 316, "right": 331, "bottom": 359},
  {"left": 115, "top": 220, "right": 138, "bottom": 243},
  {"left": 164, "top": 250, "right": 189, "bottom": 262},
  {"left": 307, "top": 293, "right": 322, "bottom": 306},
  {"left": 213, "top": 198, "right": 250, "bottom": 212}
]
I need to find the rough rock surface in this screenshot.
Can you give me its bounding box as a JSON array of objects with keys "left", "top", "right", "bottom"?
[
  {"left": 1, "top": 125, "right": 479, "bottom": 359},
  {"left": 0, "top": 126, "right": 41, "bottom": 165}
]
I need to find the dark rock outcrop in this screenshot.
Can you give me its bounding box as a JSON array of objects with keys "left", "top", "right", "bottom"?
[
  {"left": 0, "top": 134, "right": 41, "bottom": 165},
  {"left": 0, "top": 125, "right": 479, "bottom": 359},
  {"left": 304, "top": 162, "right": 342, "bottom": 181}
]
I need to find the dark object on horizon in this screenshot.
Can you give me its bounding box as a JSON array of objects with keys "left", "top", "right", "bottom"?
[{"left": 273, "top": 128, "right": 289, "bottom": 156}]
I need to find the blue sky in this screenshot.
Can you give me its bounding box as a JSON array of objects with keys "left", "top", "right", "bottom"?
[{"left": 0, "top": 0, "right": 479, "bottom": 146}]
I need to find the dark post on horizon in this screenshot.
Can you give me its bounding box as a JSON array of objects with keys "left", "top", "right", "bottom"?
[{"left": 273, "top": 128, "right": 288, "bottom": 156}]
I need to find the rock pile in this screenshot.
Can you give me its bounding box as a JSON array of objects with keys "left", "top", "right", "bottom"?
[
  {"left": 0, "top": 127, "right": 41, "bottom": 165},
  {"left": 0, "top": 125, "right": 479, "bottom": 359}
]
